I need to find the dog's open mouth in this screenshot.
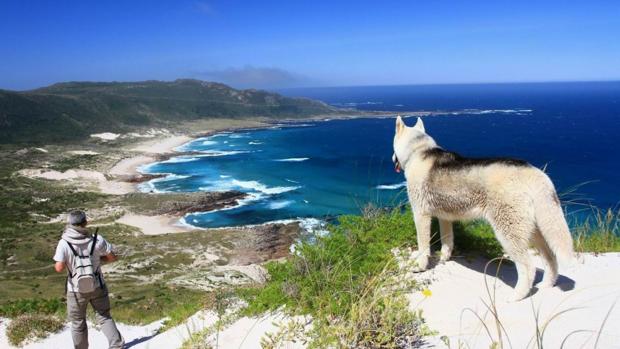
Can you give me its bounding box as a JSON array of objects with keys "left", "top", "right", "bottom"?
[{"left": 392, "top": 153, "right": 401, "bottom": 173}]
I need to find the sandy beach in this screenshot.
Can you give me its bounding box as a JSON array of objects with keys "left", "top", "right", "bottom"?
[
  {"left": 116, "top": 213, "right": 194, "bottom": 234},
  {"left": 108, "top": 155, "right": 156, "bottom": 176},
  {"left": 129, "top": 135, "right": 192, "bottom": 155}
]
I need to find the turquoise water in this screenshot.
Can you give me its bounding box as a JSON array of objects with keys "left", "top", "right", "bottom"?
[
  {"left": 140, "top": 82, "right": 620, "bottom": 228},
  {"left": 140, "top": 119, "right": 409, "bottom": 228}
]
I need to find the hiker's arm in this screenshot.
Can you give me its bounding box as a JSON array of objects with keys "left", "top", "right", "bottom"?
[
  {"left": 97, "top": 235, "right": 117, "bottom": 263},
  {"left": 53, "top": 242, "right": 65, "bottom": 273},
  {"left": 101, "top": 252, "right": 117, "bottom": 263},
  {"left": 54, "top": 261, "right": 65, "bottom": 273}
]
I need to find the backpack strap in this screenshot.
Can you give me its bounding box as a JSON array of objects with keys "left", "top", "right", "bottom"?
[
  {"left": 90, "top": 228, "right": 99, "bottom": 256},
  {"left": 64, "top": 240, "right": 79, "bottom": 257},
  {"left": 90, "top": 228, "right": 105, "bottom": 288}
]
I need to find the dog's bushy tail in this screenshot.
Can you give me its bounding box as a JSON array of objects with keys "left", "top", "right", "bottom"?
[{"left": 533, "top": 174, "right": 577, "bottom": 265}]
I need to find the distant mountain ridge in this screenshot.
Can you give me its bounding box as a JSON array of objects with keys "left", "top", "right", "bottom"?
[{"left": 0, "top": 79, "right": 339, "bottom": 144}]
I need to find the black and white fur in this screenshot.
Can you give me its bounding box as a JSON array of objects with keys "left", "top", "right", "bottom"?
[{"left": 393, "top": 116, "right": 575, "bottom": 301}]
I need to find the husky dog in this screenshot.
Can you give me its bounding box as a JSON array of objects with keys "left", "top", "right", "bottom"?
[{"left": 392, "top": 116, "right": 575, "bottom": 301}]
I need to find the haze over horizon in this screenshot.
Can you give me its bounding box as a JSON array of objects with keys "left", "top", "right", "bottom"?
[{"left": 2, "top": 0, "right": 619, "bottom": 90}]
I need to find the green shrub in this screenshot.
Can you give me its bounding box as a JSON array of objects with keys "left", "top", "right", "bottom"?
[
  {"left": 242, "top": 206, "right": 417, "bottom": 316},
  {"left": 240, "top": 206, "right": 428, "bottom": 347},
  {"left": 6, "top": 314, "right": 64, "bottom": 346},
  {"left": 0, "top": 298, "right": 65, "bottom": 318}
]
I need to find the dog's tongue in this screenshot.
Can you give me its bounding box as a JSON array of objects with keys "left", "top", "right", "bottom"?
[{"left": 395, "top": 163, "right": 401, "bottom": 173}]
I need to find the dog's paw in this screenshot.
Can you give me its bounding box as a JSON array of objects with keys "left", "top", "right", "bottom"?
[
  {"left": 412, "top": 255, "right": 429, "bottom": 272},
  {"left": 507, "top": 289, "right": 530, "bottom": 302},
  {"left": 538, "top": 279, "right": 556, "bottom": 289},
  {"left": 439, "top": 245, "right": 453, "bottom": 262}
]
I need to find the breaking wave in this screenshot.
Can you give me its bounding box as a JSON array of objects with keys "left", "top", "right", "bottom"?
[
  {"left": 435, "top": 109, "right": 533, "bottom": 116},
  {"left": 274, "top": 157, "right": 309, "bottom": 162},
  {"left": 197, "top": 150, "right": 252, "bottom": 157},
  {"left": 268, "top": 200, "right": 294, "bottom": 210},
  {"left": 376, "top": 182, "right": 406, "bottom": 190},
  {"left": 231, "top": 179, "right": 301, "bottom": 195},
  {"left": 160, "top": 156, "right": 200, "bottom": 164},
  {"left": 138, "top": 174, "right": 191, "bottom": 193}
]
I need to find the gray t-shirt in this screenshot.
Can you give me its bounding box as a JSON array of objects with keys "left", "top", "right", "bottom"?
[{"left": 53, "top": 234, "right": 113, "bottom": 292}]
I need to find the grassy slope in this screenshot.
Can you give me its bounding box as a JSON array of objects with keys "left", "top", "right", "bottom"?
[{"left": 0, "top": 79, "right": 339, "bottom": 144}]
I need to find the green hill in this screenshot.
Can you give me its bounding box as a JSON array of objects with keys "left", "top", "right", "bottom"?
[{"left": 0, "top": 79, "right": 339, "bottom": 144}]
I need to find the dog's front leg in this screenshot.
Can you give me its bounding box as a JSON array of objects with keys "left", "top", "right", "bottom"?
[
  {"left": 439, "top": 219, "right": 454, "bottom": 262},
  {"left": 413, "top": 211, "right": 431, "bottom": 272}
]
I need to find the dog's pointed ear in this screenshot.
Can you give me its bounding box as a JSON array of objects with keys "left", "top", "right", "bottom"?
[
  {"left": 414, "top": 117, "right": 425, "bottom": 132},
  {"left": 395, "top": 115, "right": 405, "bottom": 134}
]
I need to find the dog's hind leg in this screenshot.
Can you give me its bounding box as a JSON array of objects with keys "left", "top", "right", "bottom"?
[
  {"left": 533, "top": 228, "right": 558, "bottom": 288},
  {"left": 439, "top": 219, "right": 454, "bottom": 262},
  {"left": 490, "top": 217, "right": 536, "bottom": 302},
  {"left": 413, "top": 211, "right": 432, "bottom": 272}
]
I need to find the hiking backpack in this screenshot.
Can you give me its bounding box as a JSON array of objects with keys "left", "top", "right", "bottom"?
[{"left": 64, "top": 229, "right": 101, "bottom": 293}]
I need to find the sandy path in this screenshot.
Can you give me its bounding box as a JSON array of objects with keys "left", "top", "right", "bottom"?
[{"left": 408, "top": 253, "right": 620, "bottom": 348}]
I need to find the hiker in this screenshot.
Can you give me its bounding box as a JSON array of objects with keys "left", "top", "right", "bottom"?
[{"left": 53, "top": 210, "right": 124, "bottom": 349}]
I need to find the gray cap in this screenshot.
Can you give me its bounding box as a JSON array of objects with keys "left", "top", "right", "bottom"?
[{"left": 67, "top": 210, "right": 87, "bottom": 226}]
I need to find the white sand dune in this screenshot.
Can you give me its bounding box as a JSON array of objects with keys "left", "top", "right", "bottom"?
[
  {"left": 408, "top": 252, "right": 620, "bottom": 349},
  {"left": 18, "top": 169, "right": 134, "bottom": 195},
  {"left": 0, "top": 310, "right": 216, "bottom": 349},
  {"left": 0, "top": 311, "right": 306, "bottom": 349}
]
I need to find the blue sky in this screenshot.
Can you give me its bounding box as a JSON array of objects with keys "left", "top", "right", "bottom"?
[{"left": 1, "top": 0, "right": 619, "bottom": 90}]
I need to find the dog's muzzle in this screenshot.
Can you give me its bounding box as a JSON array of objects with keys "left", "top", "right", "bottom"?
[{"left": 392, "top": 153, "right": 401, "bottom": 173}]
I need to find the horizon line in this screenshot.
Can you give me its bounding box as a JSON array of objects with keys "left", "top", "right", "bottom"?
[{"left": 3, "top": 78, "right": 620, "bottom": 93}]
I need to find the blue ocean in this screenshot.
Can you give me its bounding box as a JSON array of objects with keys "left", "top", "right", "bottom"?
[{"left": 140, "top": 82, "right": 620, "bottom": 228}]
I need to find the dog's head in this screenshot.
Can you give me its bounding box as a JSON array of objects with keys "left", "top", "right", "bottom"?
[{"left": 392, "top": 115, "right": 428, "bottom": 173}]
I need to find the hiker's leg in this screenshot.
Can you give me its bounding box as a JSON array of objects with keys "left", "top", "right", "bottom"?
[
  {"left": 91, "top": 287, "right": 124, "bottom": 349},
  {"left": 67, "top": 291, "right": 89, "bottom": 349}
]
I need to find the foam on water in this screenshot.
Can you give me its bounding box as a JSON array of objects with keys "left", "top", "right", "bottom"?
[
  {"left": 230, "top": 179, "right": 301, "bottom": 195},
  {"left": 197, "top": 150, "right": 252, "bottom": 157},
  {"left": 160, "top": 156, "right": 200, "bottom": 164},
  {"left": 274, "top": 157, "right": 309, "bottom": 162},
  {"left": 268, "top": 200, "right": 294, "bottom": 210},
  {"left": 376, "top": 182, "right": 407, "bottom": 190}
]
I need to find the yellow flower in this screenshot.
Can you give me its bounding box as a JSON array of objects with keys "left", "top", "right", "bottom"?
[{"left": 422, "top": 288, "right": 432, "bottom": 297}]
